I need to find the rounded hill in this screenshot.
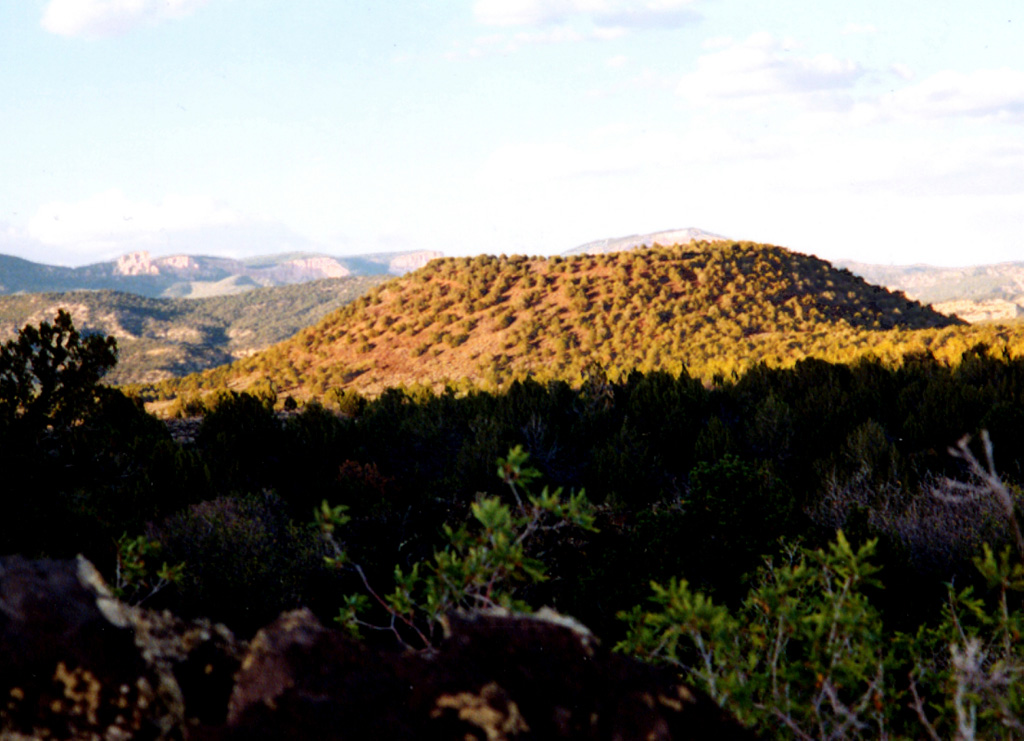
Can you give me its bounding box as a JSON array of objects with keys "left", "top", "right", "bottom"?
[{"left": 142, "top": 241, "right": 981, "bottom": 402}]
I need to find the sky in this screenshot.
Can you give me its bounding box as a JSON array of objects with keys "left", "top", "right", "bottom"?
[{"left": 1, "top": 1, "right": 1023, "bottom": 268}]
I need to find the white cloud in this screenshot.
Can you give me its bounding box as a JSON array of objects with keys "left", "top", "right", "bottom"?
[
  {"left": 28, "top": 190, "right": 240, "bottom": 249},
  {"left": 884, "top": 68, "right": 1024, "bottom": 122},
  {"left": 677, "top": 33, "right": 863, "bottom": 104},
  {"left": 473, "top": 0, "right": 700, "bottom": 30},
  {"left": 41, "top": 0, "right": 212, "bottom": 39}
]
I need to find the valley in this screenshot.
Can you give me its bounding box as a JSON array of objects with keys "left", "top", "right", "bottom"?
[{"left": 0, "top": 276, "right": 388, "bottom": 384}]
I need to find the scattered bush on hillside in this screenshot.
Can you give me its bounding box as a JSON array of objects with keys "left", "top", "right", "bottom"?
[{"left": 138, "top": 242, "right": 1017, "bottom": 403}]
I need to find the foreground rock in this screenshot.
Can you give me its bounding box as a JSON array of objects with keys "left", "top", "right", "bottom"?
[
  {"left": 0, "top": 555, "right": 242, "bottom": 740},
  {"left": 0, "top": 556, "right": 755, "bottom": 740},
  {"left": 222, "top": 608, "right": 756, "bottom": 740}
]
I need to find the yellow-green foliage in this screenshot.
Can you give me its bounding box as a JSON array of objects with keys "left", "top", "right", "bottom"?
[{"left": 136, "top": 243, "right": 1024, "bottom": 405}]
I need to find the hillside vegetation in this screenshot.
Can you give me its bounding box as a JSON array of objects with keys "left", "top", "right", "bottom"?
[
  {"left": 11, "top": 293, "right": 1024, "bottom": 736},
  {"left": 12, "top": 306, "right": 1024, "bottom": 736},
  {"left": 0, "top": 276, "right": 387, "bottom": 384},
  {"left": 136, "top": 241, "right": 1024, "bottom": 404}
]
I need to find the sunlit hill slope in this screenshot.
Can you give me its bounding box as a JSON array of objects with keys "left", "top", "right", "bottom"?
[{"left": 137, "top": 241, "right": 1024, "bottom": 405}]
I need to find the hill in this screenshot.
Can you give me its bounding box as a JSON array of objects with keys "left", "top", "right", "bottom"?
[
  {"left": 0, "top": 276, "right": 388, "bottom": 384},
  {"left": 0, "top": 249, "right": 442, "bottom": 299},
  {"left": 837, "top": 259, "right": 1024, "bottom": 322},
  {"left": 137, "top": 241, "right": 1024, "bottom": 405},
  {"left": 564, "top": 227, "right": 729, "bottom": 255}
]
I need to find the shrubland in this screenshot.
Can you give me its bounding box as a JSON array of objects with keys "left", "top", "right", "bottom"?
[
  {"left": 8, "top": 288, "right": 1024, "bottom": 736},
  {"left": 132, "top": 242, "right": 1024, "bottom": 404}
]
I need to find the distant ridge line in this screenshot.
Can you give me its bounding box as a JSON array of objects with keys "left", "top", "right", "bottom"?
[
  {"left": 564, "top": 227, "right": 730, "bottom": 256},
  {"left": 0, "top": 248, "right": 443, "bottom": 299}
]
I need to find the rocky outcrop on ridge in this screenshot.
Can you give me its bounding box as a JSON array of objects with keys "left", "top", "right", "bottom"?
[
  {"left": 0, "top": 249, "right": 442, "bottom": 299},
  {"left": 0, "top": 555, "right": 756, "bottom": 740}
]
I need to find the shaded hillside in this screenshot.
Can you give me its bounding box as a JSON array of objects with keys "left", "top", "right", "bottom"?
[
  {"left": 0, "top": 276, "right": 388, "bottom": 384},
  {"left": 139, "top": 241, "right": 992, "bottom": 403},
  {"left": 0, "top": 254, "right": 81, "bottom": 294},
  {"left": 0, "top": 249, "right": 441, "bottom": 298}
]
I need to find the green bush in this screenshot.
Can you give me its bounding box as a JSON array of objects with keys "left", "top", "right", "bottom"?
[
  {"left": 195, "top": 391, "right": 283, "bottom": 493},
  {"left": 330, "top": 388, "right": 367, "bottom": 418},
  {"left": 318, "top": 446, "right": 596, "bottom": 648},
  {"left": 618, "top": 532, "right": 887, "bottom": 737},
  {"left": 153, "top": 492, "right": 329, "bottom": 634},
  {"left": 618, "top": 525, "right": 1024, "bottom": 739}
]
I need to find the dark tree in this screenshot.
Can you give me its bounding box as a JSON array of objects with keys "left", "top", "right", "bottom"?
[
  {"left": 0, "top": 310, "right": 121, "bottom": 556},
  {"left": 0, "top": 309, "right": 117, "bottom": 439}
]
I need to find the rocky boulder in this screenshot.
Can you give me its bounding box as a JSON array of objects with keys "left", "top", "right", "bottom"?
[
  {"left": 0, "top": 556, "right": 755, "bottom": 740},
  {"left": 0, "top": 555, "right": 242, "bottom": 740},
  {"left": 222, "top": 607, "right": 757, "bottom": 740}
]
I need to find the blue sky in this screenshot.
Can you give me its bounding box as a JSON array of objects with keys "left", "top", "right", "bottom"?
[{"left": 2, "top": 1, "right": 1022, "bottom": 267}]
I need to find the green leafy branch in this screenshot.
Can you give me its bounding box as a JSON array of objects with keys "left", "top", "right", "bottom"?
[
  {"left": 617, "top": 532, "right": 889, "bottom": 738},
  {"left": 317, "top": 445, "right": 596, "bottom": 650},
  {"left": 112, "top": 532, "right": 184, "bottom": 605}
]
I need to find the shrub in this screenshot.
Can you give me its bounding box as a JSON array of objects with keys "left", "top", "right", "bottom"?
[
  {"left": 335, "top": 459, "right": 395, "bottom": 519},
  {"left": 195, "top": 391, "right": 283, "bottom": 493},
  {"left": 330, "top": 388, "right": 367, "bottom": 418},
  {"left": 318, "top": 446, "right": 597, "bottom": 648},
  {"left": 618, "top": 533, "right": 892, "bottom": 738},
  {"left": 618, "top": 436, "right": 1024, "bottom": 740},
  {"left": 681, "top": 454, "right": 793, "bottom": 593},
  {"left": 168, "top": 395, "right": 208, "bottom": 418},
  {"left": 813, "top": 429, "right": 1013, "bottom": 582},
  {"left": 153, "top": 492, "right": 329, "bottom": 634}
]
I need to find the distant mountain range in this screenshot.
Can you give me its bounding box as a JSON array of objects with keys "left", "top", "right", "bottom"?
[
  {"left": 833, "top": 260, "right": 1024, "bottom": 323},
  {"left": 565, "top": 227, "right": 729, "bottom": 255},
  {"left": 0, "top": 249, "right": 443, "bottom": 299},
  {"left": 4, "top": 232, "right": 1022, "bottom": 390}
]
